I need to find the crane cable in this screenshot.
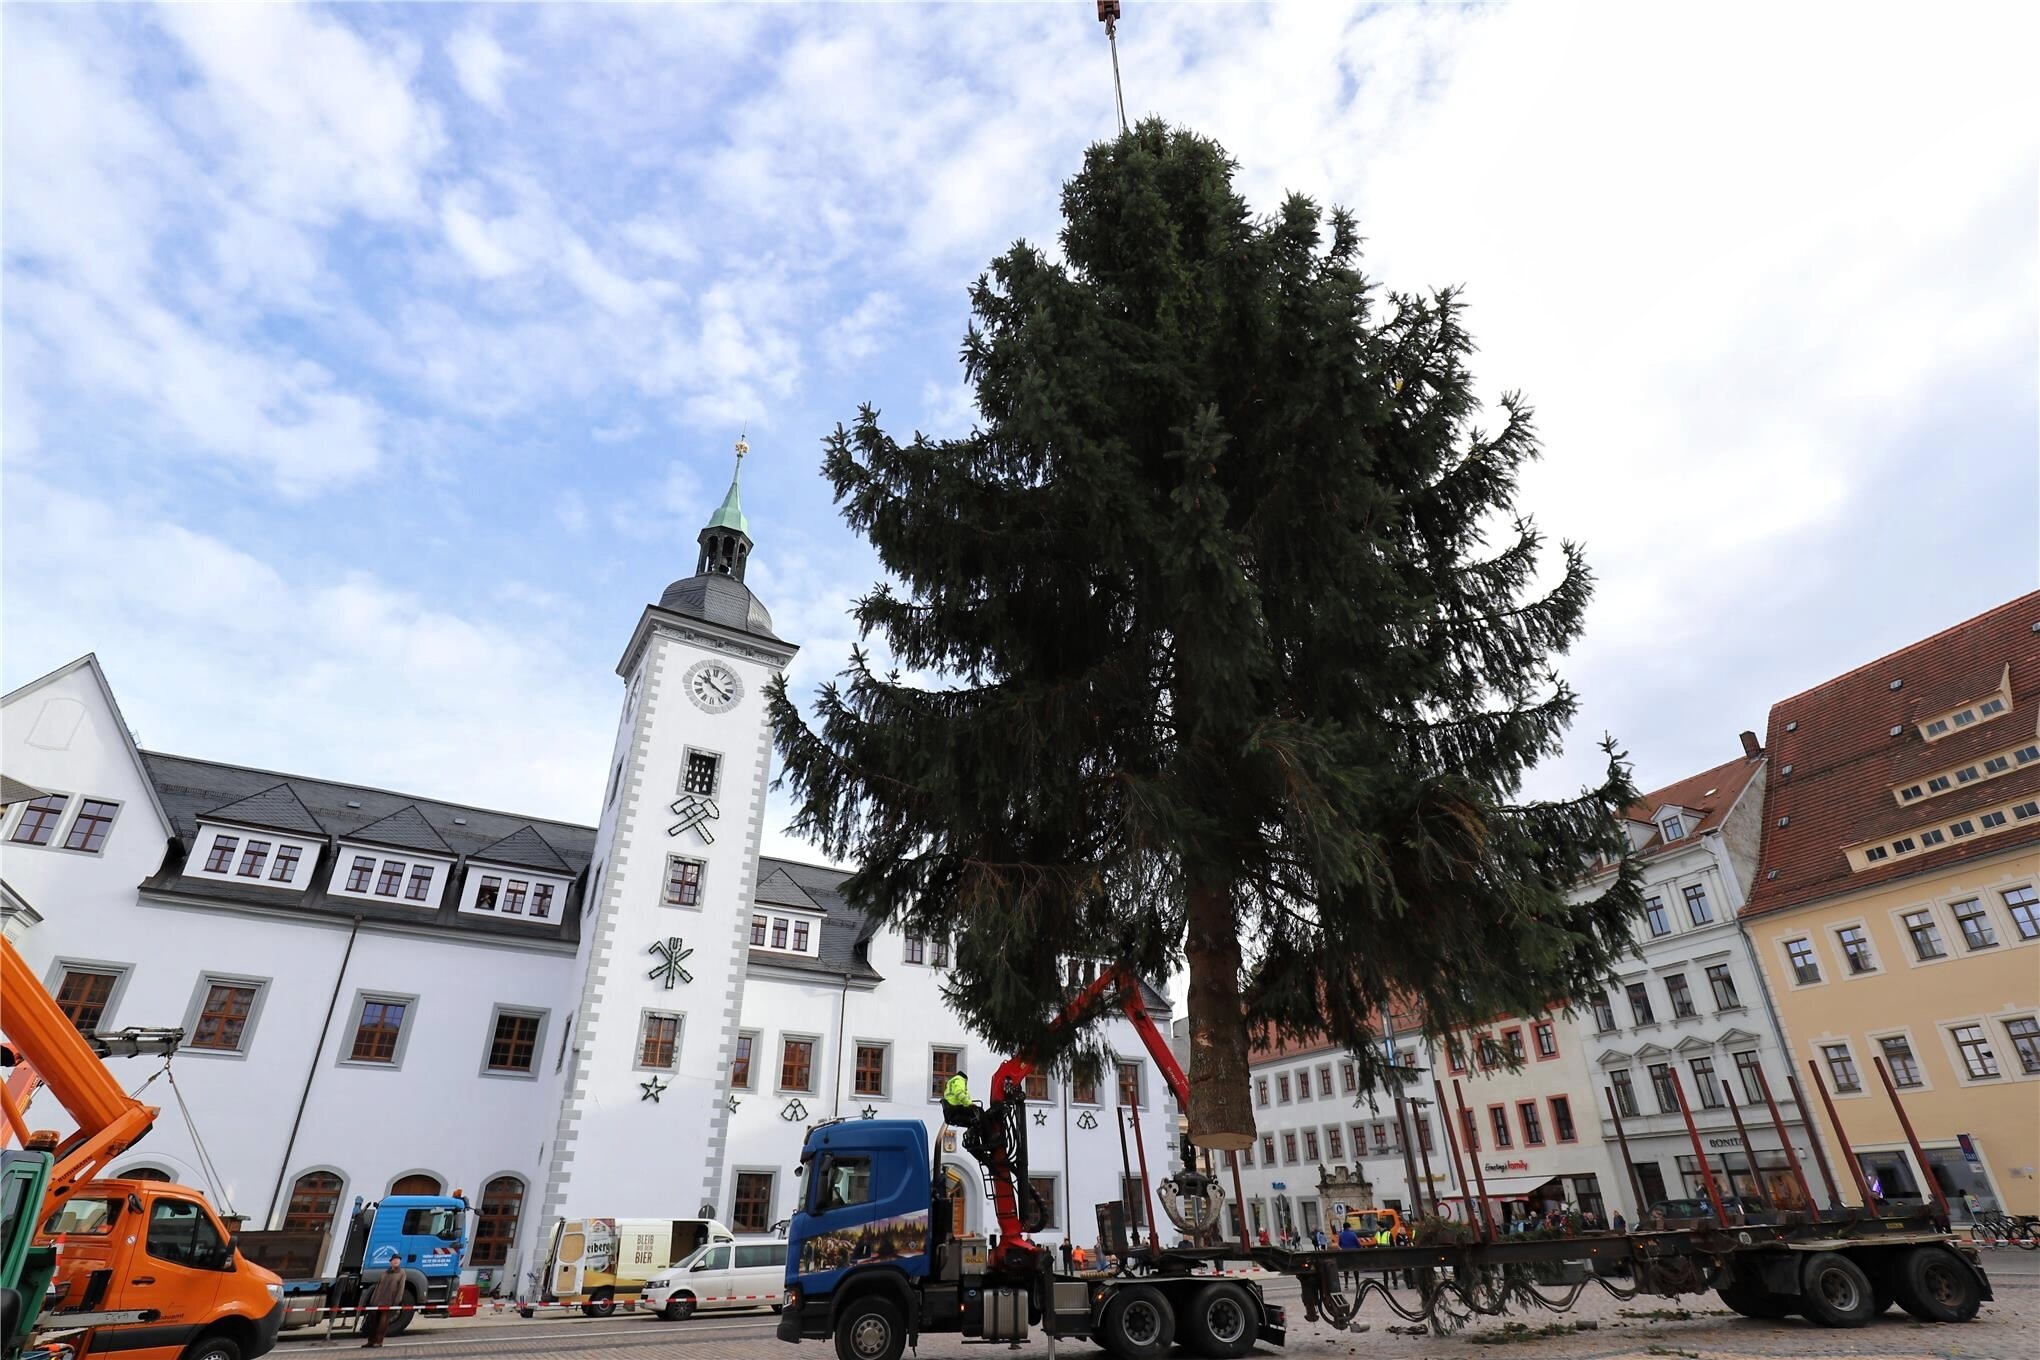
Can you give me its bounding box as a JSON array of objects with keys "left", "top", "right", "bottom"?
[
  {"left": 165, "top": 1063, "right": 237, "bottom": 1215},
  {"left": 1099, "top": 2, "right": 1129, "bottom": 134}
]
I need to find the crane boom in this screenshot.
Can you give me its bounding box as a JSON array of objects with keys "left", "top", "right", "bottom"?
[{"left": 0, "top": 935, "right": 161, "bottom": 1199}]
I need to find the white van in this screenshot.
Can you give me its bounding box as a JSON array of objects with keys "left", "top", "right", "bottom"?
[
  {"left": 524, "top": 1217, "right": 733, "bottom": 1317},
  {"left": 641, "top": 1240, "right": 787, "bottom": 1320}
]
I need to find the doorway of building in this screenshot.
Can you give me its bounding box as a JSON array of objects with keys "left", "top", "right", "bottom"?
[
  {"left": 940, "top": 1166, "right": 968, "bottom": 1236},
  {"left": 391, "top": 1173, "right": 443, "bottom": 1196},
  {"left": 1633, "top": 1162, "right": 1668, "bottom": 1210}
]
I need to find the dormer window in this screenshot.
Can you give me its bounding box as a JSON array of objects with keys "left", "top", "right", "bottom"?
[
  {"left": 749, "top": 909, "right": 822, "bottom": 957},
  {"left": 188, "top": 824, "right": 311, "bottom": 889},
  {"left": 1925, "top": 719, "right": 1950, "bottom": 737},
  {"left": 1952, "top": 709, "right": 1976, "bottom": 728},
  {"left": 1979, "top": 697, "right": 2006, "bottom": 717},
  {"left": 1660, "top": 814, "right": 1685, "bottom": 841},
  {"left": 1900, "top": 785, "right": 1924, "bottom": 801},
  {"left": 1928, "top": 776, "right": 1951, "bottom": 792}
]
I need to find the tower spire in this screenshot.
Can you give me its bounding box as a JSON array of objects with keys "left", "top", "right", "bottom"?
[{"left": 695, "top": 433, "right": 753, "bottom": 579}]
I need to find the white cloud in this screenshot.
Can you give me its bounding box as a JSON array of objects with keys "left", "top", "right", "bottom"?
[
  {"left": 448, "top": 25, "right": 516, "bottom": 114},
  {"left": 557, "top": 491, "right": 591, "bottom": 535},
  {"left": 820, "top": 291, "right": 901, "bottom": 369}
]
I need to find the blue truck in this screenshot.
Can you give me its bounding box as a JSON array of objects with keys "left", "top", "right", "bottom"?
[
  {"left": 775, "top": 1118, "right": 1285, "bottom": 1360},
  {"left": 239, "top": 1194, "right": 469, "bottom": 1336}
]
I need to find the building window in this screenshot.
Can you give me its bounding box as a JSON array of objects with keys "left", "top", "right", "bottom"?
[
  {"left": 2002, "top": 886, "right": 2038, "bottom": 940},
  {"left": 664, "top": 857, "right": 703, "bottom": 907},
  {"left": 528, "top": 882, "right": 552, "bottom": 918},
  {"left": 1951, "top": 1025, "right": 1999, "bottom": 1080},
  {"left": 1836, "top": 925, "right": 1876, "bottom": 974},
  {"left": 1981, "top": 810, "right": 2007, "bottom": 829},
  {"left": 1477, "top": 1034, "right": 1500, "bottom": 1066},
  {"left": 1262, "top": 1135, "right": 1277, "bottom": 1164},
  {"left": 1239, "top": 1143, "right": 1252, "bottom": 1168},
  {"left": 1902, "top": 909, "right": 1946, "bottom": 961},
  {"left": 227, "top": 840, "right": 268, "bottom": 877},
  {"left": 487, "top": 1010, "right": 542, "bottom": 1073},
  {"left": 1626, "top": 981, "right": 1655, "bottom": 1026},
  {"left": 270, "top": 844, "right": 302, "bottom": 881},
  {"left": 2005, "top": 1018, "right": 2040, "bottom": 1076},
  {"left": 1733, "top": 1051, "right": 1765, "bottom": 1104},
  {"left": 792, "top": 921, "right": 810, "bottom": 952},
  {"left": 1489, "top": 1106, "right": 1513, "bottom": 1148},
  {"left": 284, "top": 1169, "right": 343, "bottom": 1242},
  {"left": 931, "top": 936, "right": 950, "bottom": 967},
  {"left": 1117, "top": 1061, "right": 1142, "bottom": 1107},
  {"left": 1920, "top": 828, "right": 1945, "bottom": 846},
  {"left": 1821, "top": 1043, "right": 1861, "bottom": 1093},
  {"left": 1927, "top": 775, "right": 1951, "bottom": 792},
  {"left": 639, "top": 1013, "right": 681, "bottom": 1069},
  {"left": 1459, "top": 1108, "right": 1480, "bottom": 1153},
  {"left": 1534, "top": 1021, "right": 1557, "bottom": 1057},
  {"left": 903, "top": 933, "right": 925, "bottom": 964},
  {"left": 471, "top": 1176, "right": 524, "bottom": 1268},
  {"left": 1682, "top": 884, "right": 1713, "bottom": 925},
  {"left": 2016, "top": 802, "right": 2040, "bottom": 820},
  {"left": 771, "top": 918, "right": 789, "bottom": 949},
  {"left": 731, "top": 1033, "right": 755, "bottom": 1088},
  {"left": 61, "top": 799, "right": 120, "bottom": 853},
  {"left": 1953, "top": 710, "right": 1976, "bottom": 728},
  {"left": 1326, "top": 1125, "right": 1344, "bottom": 1158},
  {"left": 473, "top": 875, "right": 501, "bottom": 910},
  {"left": 1955, "top": 765, "right": 1979, "bottom": 782},
  {"left": 1340, "top": 1060, "right": 1356, "bottom": 1092},
  {"left": 1648, "top": 1062, "right": 1678, "bottom": 1113},
  {"left": 732, "top": 1172, "right": 773, "bottom": 1233},
  {"left": 1925, "top": 719, "right": 1950, "bottom": 737},
  {"left": 1878, "top": 1035, "right": 1922, "bottom": 1087},
  {"left": 344, "top": 856, "right": 375, "bottom": 893},
  {"left": 1072, "top": 1070, "right": 1099, "bottom": 1104},
  {"left": 1518, "top": 1101, "right": 1544, "bottom": 1144},
  {"left": 1644, "top": 897, "right": 1670, "bottom": 937},
  {"left": 192, "top": 981, "right": 259, "bottom": 1052},
  {"left": 1666, "top": 973, "right": 1697, "bottom": 1019},
  {"left": 1705, "top": 964, "right": 1740, "bottom": 1009},
  {"left": 683, "top": 750, "right": 721, "bottom": 796},
  {"left": 54, "top": 968, "right": 120, "bottom": 1030},
  {"left": 499, "top": 880, "right": 527, "bottom": 915},
  {"left": 1865, "top": 846, "right": 1888, "bottom": 862},
  {"left": 1900, "top": 784, "right": 1923, "bottom": 801},
  {"left": 1448, "top": 1040, "right": 1467, "bottom": 1073},
  {"left": 406, "top": 865, "right": 433, "bottom": 901},
  {"left": 1277, "top": 1073, "right": 1291, "bottom": 1103},
  {"left": 11, "top": 795, "right": 70, "bottom": 847},
  {"left": 780, "top": 1037, "right": 815, "bottom": 1092},
  {"left": 1786, "top": 938, "right": 1822, "bottom": 984},
  {"left": 1985, "top": 756, "right": 2011, "bottom": 774},
  {"left": 1503, "top": 1029, "right": 1526, "bottom": 1062},
  {"left": 1949, "top": 819, "right": 1976, "bottom": 838},
  {"left": 375, "top": 861, "right": 405, "bottom": 896},
  {"left": 1027, "top": 1176, "right": 1059, "bottom": 1230},
  {"left": 1295, "top": 1067, "right": 1313, "bottom": 1101},
  {"left": 1303, "top": 1130, "right": 1320, "bottom": 1161},
  {"left": 204, "top": 835, "right": 240, "bottom": 873},
  {"left": 1416, "top": 1113, "right": 1434, "bottom": 1153},
  {"left": 1282, "top": 1133, "right": 1298, "bottom": 1164},
  {"left": 1610, "top": 1069, "right": 1639, "bottom": 1118},
  {"left": 1256, "top": 1077, "right": 1269, "bottom": 1107},
  {"left": 1660, "top": 814, "right": 1685, "bottom": 841},
  {"left": 1690, "top": 1057, "right": 1721, "bottom": 1108},
  {"left": 928, "top": 1046, "right": 960, "bottom": 1100},
  {"left": 855, "top": 1043, "right": 887, "bottom": 1096},
  {"left": 751, "top": 916, "right": 767, "bottom": 945},
  {"left": 1373, "top": 1122, "right": 1391, "bottom": 1152},
  {"left": 1317, "top": 1064, "right": 1333, "bottom": 1097},
  {"left": 1550, "top": 1095, "right": 1576, "bottom": 1142},
  {"left": 1980, "top": 697, "right": 2007, "bottom": 717},
  {"left": 2019, "top": 744, "right": 2040, "bottom": 764},
  {"left": 1892, "top": 837, "right": 1916, "bottom": 854},
  {"left": 1591, "top": 994, "right": 1616, "bottom": 1032},
  {"left": 349, "top": 998, "right": 408, "bottom": 1064}
]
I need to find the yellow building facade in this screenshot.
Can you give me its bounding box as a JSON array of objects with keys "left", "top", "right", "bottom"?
[{"left": 1742, "top": 593, "right": 2040, "bottom": 1217}]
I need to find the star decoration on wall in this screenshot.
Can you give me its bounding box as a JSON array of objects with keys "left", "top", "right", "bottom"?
[
  {"left": 861, "top": 1106, "right": 878, "bottom": 1120},
  {"left": 726, "top": 1096, "right": 742, "bottom": 1113},
  {"left": 1034, "top": 1110, "right": 1047, "bottom": 1126},
  {"left": 781, "top": 1098, "right": 809, "bottom": 1122},
  {"left": 640, "top": 1076, "right": 669, "bottom": 1103},
  {"left": 1077, "top": 1110, "right": 1099, "bottom": 1130},
  {"left": 647, "top": 937, "right": 695, "bottom": 989}
]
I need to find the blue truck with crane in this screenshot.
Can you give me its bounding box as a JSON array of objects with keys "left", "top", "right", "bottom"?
[
  {"left": 774, "top": 967, "right": 1994, "bottom": 1360},
  {"left": 237, "top": 1194, "right": 473, "bottom": 1336}
]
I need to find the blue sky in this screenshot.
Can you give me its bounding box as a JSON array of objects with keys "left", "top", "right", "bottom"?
[{"left": 4, "top": 2, "right": 2036, "bottom": 865}]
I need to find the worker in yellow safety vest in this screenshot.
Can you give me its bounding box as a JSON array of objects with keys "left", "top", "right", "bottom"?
[{"left": 943, "top": 1069, "right": 977, "bottom": 1127}]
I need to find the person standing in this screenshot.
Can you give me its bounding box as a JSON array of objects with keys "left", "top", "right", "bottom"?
[{"left": 361, "top": 1260, "right": 408, "bottom": 1348}]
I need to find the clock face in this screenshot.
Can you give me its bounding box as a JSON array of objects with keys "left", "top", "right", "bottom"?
[{"left": 686, "top": 660, "right": 743, "bottom": 713}]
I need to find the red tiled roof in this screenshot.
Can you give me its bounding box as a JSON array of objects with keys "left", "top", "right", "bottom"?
[
  {"left": 1623, "top": 750, "right": 1765, "bottom": 856},
  {"left": 1742, "top": 592, "right": 2040, "bottom": 919}
]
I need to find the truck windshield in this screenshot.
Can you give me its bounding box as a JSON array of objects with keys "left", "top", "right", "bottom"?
[
  {"left": 43, "top": 1197, "right": 121, "bottom": 1236},
  {"left": 402, "top": 1207, "right": 463, "bottom": 1239}
]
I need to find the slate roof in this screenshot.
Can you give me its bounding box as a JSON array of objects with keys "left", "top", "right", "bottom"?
[
  {"left": 749, "top": 858, "right": 882, "bottom": 983},
  {"left": 472, "top": 825, "right": 574, "bottom": 875},
  {"left": 202, "top": 782, "right": 327, "bottom": 837},
  {"left": 1742, "top": 592, "right": 2040, "bottom": 919},
  {"left": 755, "top": 866, "right": 823, "bottom": 911},
  {"left": 657, "top": 574, "right": 780, "bottom": 641},
  {"left": 343, "top": 803, "right": 454, "bottom": 856}
]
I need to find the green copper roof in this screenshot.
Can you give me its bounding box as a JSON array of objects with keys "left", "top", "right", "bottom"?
[{"left": 706, "top": 459, "right": 748, "bottom": 535}]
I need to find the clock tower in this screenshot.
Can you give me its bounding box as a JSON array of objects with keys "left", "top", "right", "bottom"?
[{"left": 538, "top": 439, "right": 798, "bottom": 1226}]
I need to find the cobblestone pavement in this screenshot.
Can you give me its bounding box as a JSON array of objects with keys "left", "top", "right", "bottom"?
[{"left": 276, "top": 1255, "right": 2037, "bottom": 1360}]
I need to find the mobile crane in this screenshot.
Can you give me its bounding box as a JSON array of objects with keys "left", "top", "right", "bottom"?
[{"left": 0, "top": 936, "right": 284, "bottom": 1360}]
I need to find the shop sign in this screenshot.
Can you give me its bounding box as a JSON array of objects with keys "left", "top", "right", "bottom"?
[
  {"left": 1482, "top": 1159, "right": 1530, "bottom": 1174},
  {"left": 1708, "top": 1136, "right": 1744, "bottom": 1149}
]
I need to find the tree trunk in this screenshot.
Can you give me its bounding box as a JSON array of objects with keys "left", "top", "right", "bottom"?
[{"left": 1184, "top": 879, "right": 1254, "bottom": 1149}]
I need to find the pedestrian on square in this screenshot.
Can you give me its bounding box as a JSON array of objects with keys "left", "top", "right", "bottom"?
[
  {"left": 1337, "top": 1223, "right": 1362, "bottom": 1250},
  {"left": 361, "top": 1260, "right": 407, "bottom": 1348}
]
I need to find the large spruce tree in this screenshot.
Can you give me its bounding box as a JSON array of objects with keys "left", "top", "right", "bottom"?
[{"left": 769, "top": 122, "right": 1643, "bottom": 1147}]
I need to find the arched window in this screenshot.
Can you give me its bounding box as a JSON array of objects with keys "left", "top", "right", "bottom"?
[
  {"left": 284, "top": 1170, "right": 344, "bottom": 1237},
  {"left": 120, "top": 1166, "right": 173, "bottom": 1182},
  {"left": 471, "top": 1176, "right": 525, "bottom": 1266},
  {"left": 390, "top": 1172, "right": 442, "bottom": 1196}
]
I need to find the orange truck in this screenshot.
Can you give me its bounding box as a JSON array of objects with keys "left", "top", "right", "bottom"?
[{"left": 0, "top": 936, "right": 284, "bottom": 1360}]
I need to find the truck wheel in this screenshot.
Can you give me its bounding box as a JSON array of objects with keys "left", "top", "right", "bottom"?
[
  {"left": 1891, "top": 1246, "right": 1982, "bottom": 1323},
  {"left": 582, "top": 1288, "right": 616, "bottom": 1318},
  {"left": 1798, "top": 1252, "right": 1876, "bottom": 1328},
  {"left": 180, "top": 1334, "right": 242, "bottom": 1360},
  {"left": 1099, "top": 1285, "right": 1175, "bottom": 1360},
  {"left": 661, "top": 1295, "right": 695, "bottom": 1321},
  {"left": 834, "top": 1296, "right": 906, "bottom": 1360},
  {"left": 1717, "top": 1269, "right": 1795, "bottom": 1319},
  {"left": 1181, "top": 1283, "right": 1254, "bottom": 1359}
]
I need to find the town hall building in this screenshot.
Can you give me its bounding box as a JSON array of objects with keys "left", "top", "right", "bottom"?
[{"left": 0, "top": 447, "right": 1176, "bottom": 1293}]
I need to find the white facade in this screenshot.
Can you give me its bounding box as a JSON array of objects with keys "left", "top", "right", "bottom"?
[
  {"left": 0, "top": 486, "right": 1176, "bottom": 1296},
  {"left": 1576, "top": 748, "right": 1816, "bottom": 1214}
]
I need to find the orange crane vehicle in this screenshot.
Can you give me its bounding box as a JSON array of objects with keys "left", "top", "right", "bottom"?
[{"left": 0, "top": 935, "right": 284, "bottom": 1360}]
